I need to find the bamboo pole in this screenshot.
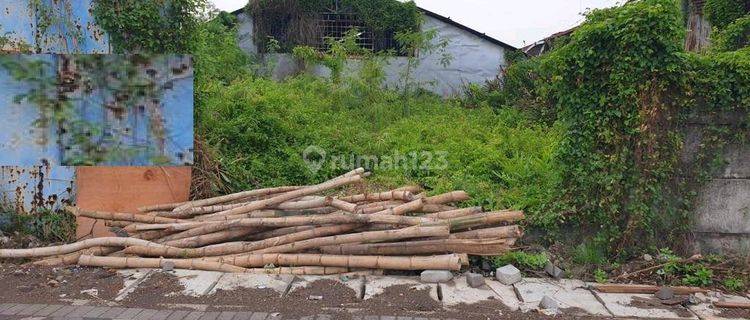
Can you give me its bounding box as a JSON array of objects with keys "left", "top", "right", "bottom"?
[
  {"left": 127, "top": 224, "right": 361, "bottom": 258},
  {"left": 78, "top": 255, "right": 248, "bottom": 273},
  {"left": 449, "top": 225, "right": 523, "bottom": 239},
  {"left": 247, "top": 266, "right": 351, "bottom": 275},
  {"left": 424, "top": 210, "right": 525, "bottom": 230},
  {"left": 371, "top": 198, "right": 424, "bottom": 216},
  {"left": 31, "top": 246, "right": 119, "bottom": 266},
  {"left": 199, "top": 174, "right": 364, "bottom": 219},
  {"left": 421, "top": 204, "right": 458, "bottom": 212},
  {"left": 339, "top": 190, "right": 415, "bottom": 203},
  {"left": 424, "top": 191, "right": 470, "bottom": 204},
  {"left": 138, "top": 202, "right": 188, "bottom": 213},
  {"left": 162, "top": 228, "right": 258, "bottom": 248},
  {"left": 256, "top": 225, "right": 449, "bottom": 253},
  {"left": 422, "top": 207, "right": 484, "bottom": 220},
  {"left": 319, "top": 238, "right": 514, "bottom": 256},
  {"left": 136, "top": 213, "right": 433, "bottom": 232},
  {"left": 66, "top": 206, "right": 184, "bottom": 225},
  {"left": 246, "top": 226, "right": 315, "bottom": 240},
  {"left": 0, "top": 237, "right": 163, "bottom": 258},
  {"left": 172, "top": 186, "right": 302, "bottom": 212},
  {"left": 211, "top": 253, "right": 463, "bottom": 271}
]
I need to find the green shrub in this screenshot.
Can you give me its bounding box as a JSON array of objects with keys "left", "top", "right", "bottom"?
[
  {"left": 723, "top": 277, "right": 746, "bottom": 291},
  {"left": 492, "top": 252, "right": 549, "bottom": 270},
  {"left": 704, "top": 0, "right": 748, "bottom": 30},
  {"left": 713, "top": 14, "right": 750, "bottom": 51}
]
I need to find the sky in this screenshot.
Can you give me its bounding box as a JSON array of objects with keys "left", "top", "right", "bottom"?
[{"left": 209, "top": 0, "right": 622, "bottom": 48}]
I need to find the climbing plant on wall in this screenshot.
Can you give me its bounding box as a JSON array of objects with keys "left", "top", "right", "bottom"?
[
  {"left": 91, "top": 0, "right": 209, "bottom": 53},
  {"left": 247, "top": 0, "right": 421, "bottom": 52},
  {"left": 704, "top": 0, "right": 750, "bottom": 29}
]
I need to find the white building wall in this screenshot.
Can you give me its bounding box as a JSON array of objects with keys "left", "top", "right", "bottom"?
[{"left": 236, "top": 12, "right": 509, "bottom": 96}]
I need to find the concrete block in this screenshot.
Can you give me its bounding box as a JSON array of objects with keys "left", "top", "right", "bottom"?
[
  {"left": 420, "top": 270, "right": 453, "bottom": 283},
  {"left": 116, "top": 269, "right": 154, "bottom": 301},
  {"left": 465, "top": 273, "right": 485, "bottom": 288},
  {"left": 485, "top": 280, "right": 521, "bottom": 311},
  {"left": 515, "top": 278, "right": 610, "bottom": 316},
  {"left": 162, "top": 260, "right": 175, "bottom": 272},
  {"left": 209, "top": 273, "right": 294, "bottom": 296},
  {"left": 655, "top": 287, "right": 674, "bottom": 300},
  {"left": 539, "top": 295, "right": 559, "bottom": 310},
  {"left": 693, "top": 179, "right": 750, "bottom": 234},
  {"left": 495, "top": 265, "right": 522, "bottom": 285},
  {"left": 544, "top": 262, "right": 564, "bottom": 279},
  {"left": 32, "top": 304, "right": 64, "bottom": 316}
]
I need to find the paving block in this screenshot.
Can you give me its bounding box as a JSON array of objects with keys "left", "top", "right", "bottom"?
[
  {"left": 465, "top": 273, "right": 485, "bottom": 288},
  {"left": 514, "top": 278, "right": 610, "bottom": 316},
  {"left": 82, "top": 306, "right": 110, "bottom": 318},
  {"left": 689, "top": 292, "right": 750, "bottom": 320},
  {"left": 116, "top": 269, "right": 154, "bottom": 301},
  {"left": 248, "top": 312, "right": 269, "bottom": 320},
  {"left": 184, "top": 310, "right": 206, "bottom": 320},
  {"left": 116, "top": 307, "right": 146, "bottom": 319},
  {"left": 217, "top": 311, "right": 237, "bottom": 320},
  {"left": 134, "top": 309, "right": 160, "bottom": 320},
  {"left": 363, "top": 276, "right": 439, "bottom": 303},
  {"left": 485, "top": 280, "right": 521, "bottom": 311},
  {"left": 231, "top": 311, "right": 255, "bottom": 320},
  {"left": 593, "top": 292, "right": 697, "bottom": 319},
  {"left": 440, "top": 276, "right": 500, "bottom": 307},
  {"left": 49, "top": 305, "right": 77, "bottom": 317},
  {"left": 100, "top": 307, "right": 129, "bottom": 319},
  {"left": 208, "top": 273, "right": 293, "bottom": 297},
  {"left": 151, "top": 309, "right": 175, "bottom": 320},
  {"left": 16, "top": 304, "right": 47, "bottom": 315},
  {"left": 495, "top": 265, "right": 522, "bottom": 285},
  {"left": 165, "top": 310, "right": 191, "bottom": 320},
  {"left": 420, "top": 270, "right": 453, "bottom": 283},
  {"left": 199, "top": 311, "right": 221, "bottom": 320},
  {"left": 33, "top": 304, "right": 64, "bottom": 316},
  {"left": 64, "top": 305, "right": 97, "bottom": 318}
]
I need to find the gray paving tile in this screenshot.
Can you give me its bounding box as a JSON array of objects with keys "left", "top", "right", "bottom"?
[
  {"left": 66, "top": 305, "right": 96, "bottom": 318},
  {"left": 2, "top": 304, "right": 30, "bottom": 315},
  {"left": 199, "top": 311, "right": 221, "bottom": 320},
  {"left": 150, "top": 309, "right": 174, "bottom": 320},
  {"left": 247, "top": 312, "right": 267, "bottom": 320},
  {"left": 395, "top": 317, "right": 412, "bottom": 320},
  {"left": 33, "top": 304, "right": 64, "bottom": 316},
  {"left": 217, "top": 311, "right": 237, "bottom": 320},
  {"left": 316, "top": 315, "right": 332, "bottom": 320},
  {"left": 115, "top": 307, "right": 145, "bottom": 319},
  {"left": 231, "top": 311, "right": 254, "bottom": 320},
  {"left": 17, "top": 304, "right": 48, "bottom": 315},
  {"left": 381, "top": 317, "right": 396, "bottom": 320},
  {"left": 83, "top": 306, "right": 111, "bottom": 318},
  {"left": 100, "top": 307, "right": 128, "bottom": 319},
  {"left": 0, "top": 304, "right": 14, "bottom": 313},
  {"left": 165, "top": 310, "right": 191, "bottom": 320},
  {"left": 50, "top": 305, "right": 78, "bottom": 317},
  {"left": 184, "top": 311, "right": 206, "bottom": 320},
  {"left": 133, "top": 309, "right": 159, "bottom": 320}
]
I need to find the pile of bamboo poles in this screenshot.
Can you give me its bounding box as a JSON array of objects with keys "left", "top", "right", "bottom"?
[{"left": 0, "top": 168, "right": 524, "bottom": 275}]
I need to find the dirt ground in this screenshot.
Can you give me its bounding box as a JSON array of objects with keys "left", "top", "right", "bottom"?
[{"left": 0, "top": 263, "right": 123, "bottom": 304}]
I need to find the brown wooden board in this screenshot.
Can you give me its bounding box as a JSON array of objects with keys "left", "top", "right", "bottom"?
[{"left": 75, "top": 166, "right": 191, "bottom": 239}]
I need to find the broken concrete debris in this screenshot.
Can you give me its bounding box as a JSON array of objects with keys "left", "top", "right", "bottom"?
[
  {"left": 655, "top": 286, "right": 674, "bottom": 300},
  {"left": 539, "top": 295, "right": 559, "bottom": 310},
  {"left": 544, "top": 261, "right": 564, "bottom": 279}
]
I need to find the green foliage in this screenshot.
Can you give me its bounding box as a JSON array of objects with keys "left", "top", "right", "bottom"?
[
  {"left": 713, "top": 14, "right": 750, "bottom": 51},
  {"left": 704, "top": 0, "right": 749, "bottom": 29},
  {"left": 723, "top": 277, "right": 746, "bottom": 291},
  {"left": 92, "top": 0, "right": 209, "bottom": 53},
  {"left": 0, "top": 209, "right": 76, "bottom": 243},
  {"left": 247, "top": 0, "right": 421, "bottom": 53},
  {"left": 492, "top": 252, "right": 549, "bottom": 270},
  {"left": 573, "top": 242, "right": 608, "bottom": 265},
  {"left": 594, "top": 268, "right": 609, "bottom": 283}
]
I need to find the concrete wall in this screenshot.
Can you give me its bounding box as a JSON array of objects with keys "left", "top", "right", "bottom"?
[
  {"left": 236, "top": 12, "right": 508, "bottom": 96},
  {"left": 683, "top": 113, "right": 750, "bottom": 255}
]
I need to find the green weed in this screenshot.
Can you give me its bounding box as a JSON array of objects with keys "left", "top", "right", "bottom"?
[{"left": 492, "top": 252, "right": 549, "bottom": 270}]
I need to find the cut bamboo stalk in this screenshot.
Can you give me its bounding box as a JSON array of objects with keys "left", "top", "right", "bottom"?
[
  {"left": 449, "top": 225, "right": 523, "bottom": 239},
  {"left": 138, "top": 202, "right": 188, "bottom": 213},
  {"left": 104, "top": 220, "right": 132, "bottom": 228},
  {"left": 248, "top": 266, "right": 351, "bottom": 275},
  {"left": 78, "top": 255, "right": 248, "bottom": 273},
  {"left": 339, "top": 190, "right": 415, "bottom": 203},
  {"left": 212, "top": 253, "right": 463, "bottom": 271},
  {"left": 200, "top": 174, "right": 364, "bottom": 219},
  {"left": 159, "top": 203, "right": 249, "bottom": 218},
  {"left": 66, "top": 206, "right": 184, "bottom": 225},
  {"left": 255, "top": 225, "right": 449, "bottom": 253},
  {"left": 592, "top": 284, "right": 707, "bottom": 294},
  {"left": 246, "top": 226, "right": 316, "bottom": 240},
  {"left": 421, "top": 204, "right": 458, "bottom": 212},
  {"left": 0, "top": 237, "right": 163, "bottom": 258},
  {"left": 127, "top": 224, "right": 360, "bottom": 258},
  {"left": 424, "top": 191, "right": 470, "bottom": 204},
  {"left": 274, "top": 196, "right": 332, "bottom": 210},
  {"left": 137, "top": 213, "right": 433, "bottom": 232},
  {"left": 329, "top": 198, "right": 357, "bottom": 212},
  {"left": 422, "top": 207, "right": 484, "bottom": 220},
  {"left": 424, "top": 210, "right": 525, "bottom": 230},
  {"left": 357, "top": 202, "right": 402, "bottom": 214},
  {"left": 319, "top": 238, "right": 513, "bottom": 256},
  {"left": 163, "top": 228, "right": 258, "bottom": 248},
  {"left": 172, "top": 186, "right": 302, "bottom": 212},
  {"left": 31, "top": 246, "right": 119, "bottom": 266},
  {"left": 371, "top": 198, "right": 424, "bottom": 216}
]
